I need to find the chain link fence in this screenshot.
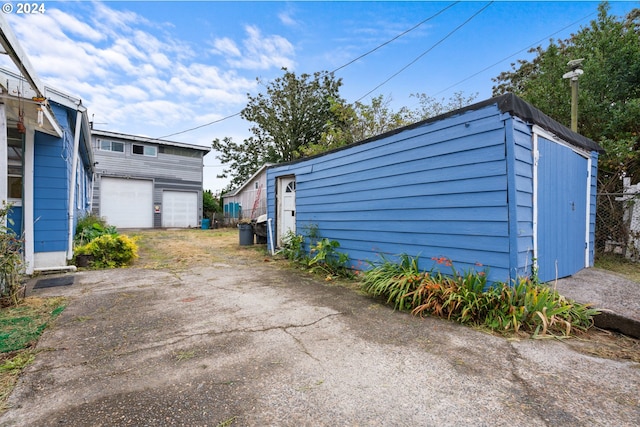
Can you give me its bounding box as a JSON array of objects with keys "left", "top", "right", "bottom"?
[{"left": 596, "top": 192, "right": 640, "bottom": 260}]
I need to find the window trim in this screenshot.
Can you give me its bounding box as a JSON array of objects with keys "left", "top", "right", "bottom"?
[
  {"left": 98, "top": 139, "right": 125, "bottom": 153},
  {"left": 132, "top": 143, "right": 158, "bottom": 157}
]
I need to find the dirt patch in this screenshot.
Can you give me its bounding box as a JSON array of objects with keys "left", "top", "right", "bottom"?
[{"left": 564, "top": 328, "right": 640, "bottom": 363}]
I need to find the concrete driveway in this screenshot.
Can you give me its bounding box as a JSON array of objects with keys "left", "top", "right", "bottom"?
[{"left": 1, "top": 232, "right": 639, "bottom": 426}]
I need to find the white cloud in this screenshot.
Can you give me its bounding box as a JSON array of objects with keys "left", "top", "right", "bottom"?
[
  {"left": 212, "top": 37, "right": 241, "bottom": 57},
  {"left": 278, "top": 10, "right": 299, "bottom": 27},
  {"left": 48, "top": 9, "right": 105, "bottom": 42},
  {"left": 213, "top": 25, "right": 295, "bottom": 70},
  {"left": 0, "top": 1, "right": 292, "bottom": 141}
]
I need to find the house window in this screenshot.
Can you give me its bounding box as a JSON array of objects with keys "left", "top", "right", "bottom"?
[
  {"left": 132, "top": 144, "right": 157, "bottom": 157},
  {"left": 98, "top": 139, "right": 124, "bottom": 153},
  {"left": 7, "top": 127, "right": 23, "bottom": 200},
  {"left": 159, "top": 146, "right": 200, "bottom": 158}
]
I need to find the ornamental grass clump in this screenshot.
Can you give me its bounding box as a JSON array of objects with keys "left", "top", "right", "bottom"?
[{"left": 360, "top": 254, "right": 598, "bottom": 337}]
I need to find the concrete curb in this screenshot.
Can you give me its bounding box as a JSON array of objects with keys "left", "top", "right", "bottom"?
[{"left": 594, "top": 309, "right": 640, "bottom": 339}]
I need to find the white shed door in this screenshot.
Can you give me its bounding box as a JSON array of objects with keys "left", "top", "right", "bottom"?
[
  {"left": 162, "top": 191, "right": 198, "bottom": 228},
  {"left": 100, "top": 177, "right": 153, "bottom": 228},
  {"left": 277, "top": 176, "right": 296, "bottom": 247}
]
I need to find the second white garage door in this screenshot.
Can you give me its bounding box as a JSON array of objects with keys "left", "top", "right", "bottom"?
[
  {"left": 162, "top": 191, "right": 198, "bottom": 228},
  {"left": 100, "top": 177, "right": 153, "bottom": 228}
]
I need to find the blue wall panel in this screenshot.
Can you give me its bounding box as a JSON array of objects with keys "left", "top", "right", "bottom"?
[
  {"left": 267, "top": 100, "right": 598, "bottom": 285},
  {"left": 269, "top": 104, "right": 512, "bottom": 283},
  {"left": 33, "top": 108, "right": 72, "bottom": 253}
]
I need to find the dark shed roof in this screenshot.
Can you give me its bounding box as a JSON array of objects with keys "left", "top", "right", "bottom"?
[
  {"left": 378, "top": 92, "right": 604, "bottom": 153},
  {"left": 487, "top": 93, "right": 604, "bottom": 153}
]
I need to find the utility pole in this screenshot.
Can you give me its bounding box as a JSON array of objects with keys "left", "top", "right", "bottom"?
[{"left": 562, "top": 58, "right": 584, "bottom": 132}]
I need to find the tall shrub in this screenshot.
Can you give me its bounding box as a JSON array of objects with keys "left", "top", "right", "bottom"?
[{"left": 0, "top": 203, "right": 25, "bottom": 307}]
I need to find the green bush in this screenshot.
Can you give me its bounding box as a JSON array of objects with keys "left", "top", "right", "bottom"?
[
  {"left": 279, "top": 230, "right": 351, "bottom": 279},
  {"left": 361, "top": 254, "right": 599, "bottom": 337},
  {"left": 308, "top": 238, "right": 351, "bottom": 277},
  {"left": 279, "top": 231, "right": 307, "bottom": 262},
  {"left": 75, "top": 214, "right": 117, "bottom": 246},
  {"left": 74, "top": 234, "right": 138, "bottom": 268}
]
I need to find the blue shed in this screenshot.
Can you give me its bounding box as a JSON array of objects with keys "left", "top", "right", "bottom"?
[{"left": 266, "top": 93, "right": 603, "bottom": 284}]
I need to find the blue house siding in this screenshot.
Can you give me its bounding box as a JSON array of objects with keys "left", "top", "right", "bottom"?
[
  {"left": 33, "top": 129, "right": 71, "bottom": 252},
  {"left": 269, "top": 104, "right": 513, "bottom": 283}
]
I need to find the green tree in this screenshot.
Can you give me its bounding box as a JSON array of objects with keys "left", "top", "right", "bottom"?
[
  {"left": 301, "top": 94, "right": 414, "bottom": 157},
  {"left": 409, "top": 90, "right": 479, "bottom": 121},
  {"left": 202, "top": 189, "right": 220, "bottom": 220},
  {"left": 301, "top": 92, "right": 478, "bottom": 157},
  {"left": 212, "top": 68, "right": 347, "bottom": 189},
  {"left": 492, "top": 2, "right": 640, "bottom": 187}
]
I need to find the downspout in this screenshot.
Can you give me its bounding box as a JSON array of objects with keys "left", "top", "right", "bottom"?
[{"left": 66, "top": 104, "right": 84, "bottom": 260}]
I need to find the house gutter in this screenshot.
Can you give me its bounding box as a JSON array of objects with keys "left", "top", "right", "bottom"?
[{"left": 66, "top": 104, "right": 85, "bottom": 260}]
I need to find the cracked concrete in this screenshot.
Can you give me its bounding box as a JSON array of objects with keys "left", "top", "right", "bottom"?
[{"left": 1, "top": 245, "right": 639, "bottom": 426}]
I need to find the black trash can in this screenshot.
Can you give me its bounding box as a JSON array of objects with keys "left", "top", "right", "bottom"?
[{"left": 238, "top": 223, "right": 254, "bottom": 245}]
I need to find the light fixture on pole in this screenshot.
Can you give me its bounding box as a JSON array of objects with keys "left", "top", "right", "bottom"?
[{"left": 562, "top": 58, "right": 584, "bottom": 132}]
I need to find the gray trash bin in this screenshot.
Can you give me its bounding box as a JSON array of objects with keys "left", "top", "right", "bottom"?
[{"left": 238, "top": 223, "right": 254, "bottom": 245}]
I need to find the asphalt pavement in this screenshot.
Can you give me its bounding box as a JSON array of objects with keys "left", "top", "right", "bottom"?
[{"left": 1, "top": 259, "right": 638, "bottom": 426}]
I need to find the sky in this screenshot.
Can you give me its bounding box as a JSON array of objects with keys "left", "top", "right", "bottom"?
[{"left": 1, "top": 0, "right": 638, "bottom": 193}]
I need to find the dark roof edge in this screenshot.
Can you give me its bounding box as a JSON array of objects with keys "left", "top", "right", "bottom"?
[
  {"left": 494, "top": 93, "right": 604, "bottom": 153},
  {"left": 268, "top": 92, "right": 604, "bottom": 170}
]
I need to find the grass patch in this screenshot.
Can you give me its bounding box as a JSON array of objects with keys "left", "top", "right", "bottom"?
[
  {"left": 174, "top": 350, "right": 196, "bottom": 362},
  {"left": 0, "top": 351, "right": 36, "bottom": 412},
  {"left": 132, "top": 228, "right": 266, "bottom": 270},
  {"left": 0, "top": 297, "right": 66, "bottom": 353},
  {"left": 595, "top": 253, "right": 640, "bottom": 283},
  {"left": 0, "top": 297, "right": 66, "bottom": 412}
]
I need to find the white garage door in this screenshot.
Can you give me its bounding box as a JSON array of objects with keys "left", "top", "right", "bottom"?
[
  {"left": 162, "top": 191, "right": 198, "bottom": 228},
  {"left": 100, "top": 177, "right": 153, "bottom": 228}
]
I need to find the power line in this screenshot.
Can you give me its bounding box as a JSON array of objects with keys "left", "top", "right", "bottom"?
[
  {"left": 146, "top": 4, "right": 460, "bottom": 142},
  {"left": 356, "top": 1, "right": 493, "bottom": 103},
  {"left": 154, "top": 111, "right": 240, "bottom": 140},
  {"left": 432, "top": 10, "right": 598, "bottom": 97},
  {"left": 331, "top": 2, "right": 459, "bottom": 74}
]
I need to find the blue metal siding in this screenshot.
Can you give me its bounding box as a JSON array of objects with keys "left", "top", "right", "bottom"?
[{"left": 269, "top": 105, "right": 512, "bottom": 282}]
